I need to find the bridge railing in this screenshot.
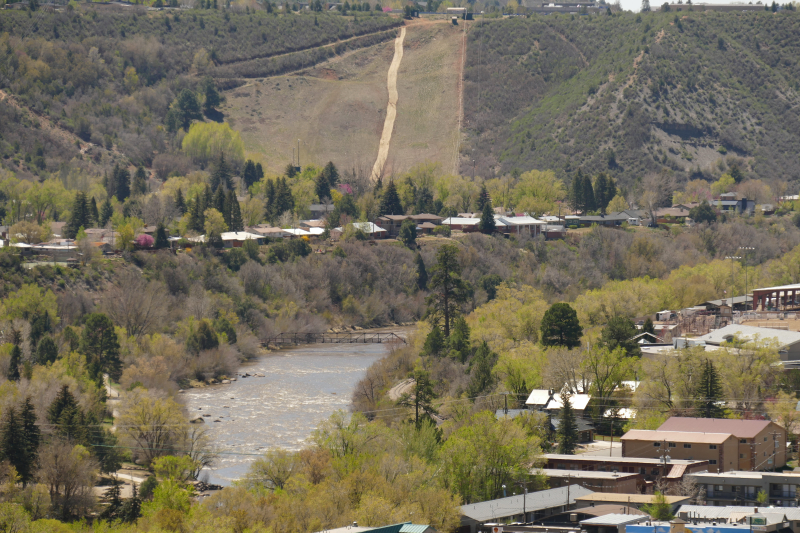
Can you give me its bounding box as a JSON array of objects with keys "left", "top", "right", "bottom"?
[{"left": 263, "top": 332, "right": 406, "bottom": 346}]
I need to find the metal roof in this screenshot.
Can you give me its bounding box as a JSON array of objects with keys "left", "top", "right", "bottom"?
[
  {"left": 398, "top": 525, "right": 431, "bottom": 533},
  {"left": 526, "top": 389, "right": 552, "bottom": 406},
  {"left": 701, "top": 296, "right": 752, "bottom": 307},
  {"left": 495, "top": 409, "right": 529, "bottom": 420},
  {"left": 460, "top": 485, "right": 593, "bottom": 522},
  {"left": 621, "top": 429, "right": 734, "bottom": 444},
  {"left": 546, "top": 394, "right": 591, "bottom": 411},
  {"left": 696, "top": 324, "right": 800, "bottom": 347},
  {"left": 544, "top": 454, "right": 705, "bottom": 466},
  {"left": 752, "top": 283, "right": 800, "bottom": 292},
  {"left": 580, "top": 514, "right": 648, "bottom": 526},
  {"left": 658, "top": 417, "right": 773, "bottom": 439},
  {"left": 677, "top": 505, "right": 800, "bottom": 521},
  {"left": 576, "top": 493, "right": 690, "bottom": 504},
  {"left": 542, "top": 469, "right": 637, "bottom": 480}
]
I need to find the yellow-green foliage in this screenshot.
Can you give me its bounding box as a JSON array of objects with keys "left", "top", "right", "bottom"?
[
  {"left": 0, "top": 283, "right": 59, "bottom": 327},
  {"left": 182, "top": 122, "right": 245, "bottom": 168}
]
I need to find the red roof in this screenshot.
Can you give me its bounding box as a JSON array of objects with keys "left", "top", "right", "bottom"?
[{"left": 658, "top": 417, "right": 773, "bottom": 439}]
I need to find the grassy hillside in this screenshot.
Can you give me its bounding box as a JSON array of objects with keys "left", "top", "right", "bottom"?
[
  {"left": 0, "top": 7, "right": 400, "bottom": 178},
  {"left": 462, "top": 11, "right": 800, "bottom": 191}
]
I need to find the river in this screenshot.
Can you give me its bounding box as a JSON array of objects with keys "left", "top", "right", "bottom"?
[{"left": 183, "top": 330, "right": 409, "bottom": 485}]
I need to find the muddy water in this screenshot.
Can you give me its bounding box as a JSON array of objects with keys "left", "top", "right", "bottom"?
[{"left": 183, "top": 330, "right": 410, "bottom": 485}]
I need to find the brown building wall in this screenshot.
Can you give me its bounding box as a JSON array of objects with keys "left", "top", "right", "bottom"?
[
  {"left": 547, "top": 475, "right": 640, "bottom": 494},
  {"left": 622, "top": 436, "right": 738, "bottom": 473}
]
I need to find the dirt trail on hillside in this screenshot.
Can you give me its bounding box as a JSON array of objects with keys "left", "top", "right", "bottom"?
[{"left": 370, "top": 26, "right": 406, "bottom": 181}]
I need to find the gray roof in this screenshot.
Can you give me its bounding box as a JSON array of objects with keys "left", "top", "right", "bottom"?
[
  {"left": 580, "top": 514, "right": 648, "bottom": 526},
  {"left": 460, "top": 485, "right": 593, "bottom": 522},
  {"left": 551, "top": 417, "right": 595, "bottom": 433},
  {"left": 495, "top": 409, "right": 529, "bottom": 420},
  {"left": 701, "top": 295, "right": 752, "bottom": 307},
  {"left": 677, "top": 505, "right": 800, "bottom": 521},
  {"left": 696, "top": 324, "right": 800, "bottom": 348},
  {"left": 580, "top": 213, "right": 629, "bottom": 222}
]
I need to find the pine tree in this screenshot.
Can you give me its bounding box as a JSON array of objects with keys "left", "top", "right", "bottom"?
[
  {"left": 275, "top": 178, "right": 295, "bottom": 216},
  {"left": 115, "top": 166, "right": 131, "bottom": 202},
  {"left": 0, "top": 408, "right": 26, "bottom": 481},
  {"left": 36, "top": 336, "right": 58, "bottom": 365},
  {"left": 80, "top": 313, "right": 122, "bottom": 382},
  {"left": 569, "top": 171, "right": 585, "bottom": 213},
  {"left": 65, "top": 192, "right": 89, "bottom": 239},
  {"left": 696, "top": 359, "right": 724, "bottom": 418},
  {"left": 556, "top": 392, "right": 580, "bottom": 454},
  {"left": 223, "top": 190, "right": 235, "bottom": 228},
  {"left": 229, "top": 195, "right": 244, "bottom": 232},
  {"left": 100, "top": 198, "right": 114, "bottom": 227},
  {"left": 214, "top": 187, "right": 226, "bottom": 219},
  {"left": 476, "top": 183, "right": 490, "bottom": 212},
  {"left": 423, "top": 325, "right": 445, "bottom": 356},
  {"left": 321, "top": 161, "right": 339, "bottom": 188},
  {"left": 175, "top": 189, "right": 186, "bottom": 215},
  {"left": 315, "top": 172, "right": 331, "bottom": 202},
  {"left": 211, "top": 153, "right": 233, "bottom": 191},
  {"left": 89, "top": 197, "right": 99, "bottom": 225},
  {"left": 448, "top": 316, "right": 471, "bottom": 363},
  {"left": 7, "top": 345, "right": 21, "bottom": 381},
  {"left": 479, "top": 199, "right": 496, "bottom": 234},
  {"left": 426, "top": 243, "right": 471, "bottom": 337},
  {"left": 264, "top": 179, "right": 277, "bottom": 223},
  {"left": 132, "top": 166, "right": 148, "bottom": 196},
  {"left": 18, "top": 397, "right": 40, "bottom": 484},
  {"left": 189, "top": 197, "right": 205, "bottom": 233},
  {"left": 415, "top": 253, "right": 428, "bottom": 291},
  {"left": 466, "top": 341, "right": 497, "bottom": 397},
  {"left": 255, "top": 162, "right": 264, "bottom": 184},
  {"left": 379, "top": 180, "right": 403, "bottom": 216},
  {"left": 203, "top": 79, "right": 221, "bottom": 115},
  {"left": 242, "top": 160, "right": 258, "bottom": 189},
  {"left": 106, "top": 165, "right": 119, "bottom": 200},
  {"left": 641, "top": 0, "right": 650, "bottom": 11},
  {"left": 540, "top": 302, "right": 583, "bottom": 348},
  {"left": 155, "top": 224, "right": 169, "bottom": 249},
  {"left": 581, "top": 174, "right": 596, "bottom": 213},
  {"left": 643, "top": 317, "right": 655, "bottom": 335},
  {"left": 594, "top": 173, "right": 609, "bottom": 214},
  {"left": 284, "top": 164, "right": 297, "bottom": 179},
  {"left": 396, "top": 368, "right": 438, "bottom": 427}
]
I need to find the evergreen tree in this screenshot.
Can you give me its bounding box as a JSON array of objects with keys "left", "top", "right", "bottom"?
[
  {"left": 155, "top": 224, "right": 169, "bottom": 249},
  {"left": 229, "top": 195, "right": 244, "bottom": 232},
  {"left": 466, "top": 341, "right": 497, "bottom": 398},
  {"left": 396, "top": 368, "right": 438, "bottom": 427},
  {"left": 89, "top": 197, "right": 99, "bottom": 225},
  {"left": 600, "top": 316, "right": 641, "bottom": 357},
  {"left": 426, "top": 244, "right": 471, "bottom": 337},
  {"left": 119, "top": 483, "right": 142, "bottom": 523},
  {"left": 177, "top": 89, "right": 202, "bottom": 130},
  {"left": 556, "top": 392, "right": 579, "bottom": 454},
  {"left": 448, "top": 316, "right": 471, "bottom": 363},
  {"left": 80, "top": 313, "right": 122, "bottom": 382},
  {"left": 415, "top": 253, "right": 428, "bottom": 291},
  {"left": 255, "top": 162, "right": 264, "bottom": 184},
  {"left": 594, "top": 173, "right": 610, "bottom": 214},
  {"left": 223, "top": 189, "right": 234, "bottom": 228},
  {"left": 422, "top": 326, "right": 445, "bottom": 356},
  {"left": 275, "top": 178, "right": 295, "bottom": 216},
  {"left": 211, "top": 153, "right": 233, "bottom": 191},
  {"left": 7, "top": 345, "right": 21, "bottom": 381},
  {"left": 284, "top": 164, "right": 297, "bottom": 179},
  {"left": 106, "top": 165, "right": 118, "bottom": 200},
  {"left": 48, "top": 385, "right": 79, "bottom": 426},
  {"left": 18, "top": 397, "right": 40, "bottom": 484},
  {"left": 540, "top": 302, "right": 583, "bottom": 348},
  {"left": 476, "top": 183, "right": 490, "bottom": 212},
  {"left": 569, "top": 171, "right": 585, "bottom": 213},
  {"left": 264, "top": 179, "right": 277, "bottom": 222},
  {"left": 479, "top": 199, "right": 496, "bottom": 234},
  {"left": 175, "top": 189, "right": 186, "bottom": 215},
  {"left": 379, "top": 180, "right": 403, "bottom": 216},
  {"left": 214, "top": 186, "right": 227, "bottom": 217},
  {"left": 399, "top": 219, "right": 417, "bottom": 248},
  {"left": 65, "top": 192, "right": 90, "bottom": 239},
  {"left": 115, "top": 166, "right": 131, "bottom": 202},
  {"left": 100, "top": 481, "right": 123, "bottom": 521},
  {"left": 0, "top": 408, "right": 26, "bottom": 481},
  {"left": 315, "top": 172, "right": 331, "bottom": 202},
  {"left": 641, "top": 0, "right": 650, "bottom": 11},
  {"left": 188, "top": 197, "right": 205, "bottom": 233},
  {"left": 643, "top": 317, "right": 656, "bottom": 335},
  {"left": 321, "top": 161, "right": 339, "bottom": 189},
  {"left": 36, "top": 335, "right": 58, "bottom": 365},
  {"left": 187, "top": 320, "right": 219, "bottom": 354},
  {"left": 99, "top": 198, "right": 114, "bottom": 227},
  {"left": 696, "top": 359, "right": 724, "bottom": 418},
  {"left": 581, "top": 174, "right": 596, "bottom": 213},
  {"left": 242, "top": 160, "right": 258, "bottom": 189},
  {"left": 203, "top": 79, "right": 221, "bottom": 114},
  {"left": 132, "top": 166, "right": 148, "bottom": 196}
]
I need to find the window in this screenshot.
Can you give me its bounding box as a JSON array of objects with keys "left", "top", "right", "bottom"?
[
  {"left": 653, "top": 442, "right": 660, "bottom": 447},
  {"left": 716, "top": 485, "right": 724, "bottom": 491},
  {"left": 740, "top": 454, "right": 744, "bottom": 458},
  {"left": 765, "top": 437, "right": 769, "bottom": 442},
  {"left": 710, "top": 460, "right": 718, "bottom": 465},
  {"left": 652, "top": 468, "right": 660, "bottom": 475},
  {"left": 684, "top": 444, "right": 692, "bottom": 449},
  {"left": 710, "top": 445, "right": 717, "bottom": 450},
  {"left": 741, "top": 439, "right": 748, "bottom": 444},
  {"left": 669, "top": 442, "right": 676, "bottom": 448}
]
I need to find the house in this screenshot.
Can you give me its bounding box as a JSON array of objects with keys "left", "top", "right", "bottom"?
[
  {"left": 248, "top": 226, "right": 291, "bottom": 239},
  {"left": 542, "top": 454, "right": 710, "bottom": 493},
  {"left": 620, "top": 429, "right": 739, "bottom": 473},
  {"left": 542, "top": 469, "right": 640, "bottom": 494},
  {"left": 574, "top": 493, "right": 691, "bottom": 512},
  {"left": 578, "top": 213, "right": 631, "bottom": 227},
  {"left": 309, "top": 203, "right": 335, "bottom": 219},
  {"left": 657, "top": 417, "right": 787, "bottom": 471},
  {"left": 654, "top": 206, "right": 693, "bottom": 223},
  {"left": 630, "top": 332, "right": 662, "bottom": 344},
  {"left": 410, "top": 213, "right": 443, "bottom": 225},
  {"left": 496, "top": 215, "right": 546, "bottom": 237},
  {"left": 526, "top": 389, "right": 554, "bottom": 410},
  {"left": 550, "top": 417, "right": 595, "bottom": 443},
  {"left": 220, "top": 232, "right": 264, "bottom": 248},
  {"left": 460, "top": 485, "right": 594, "bottom": 533},
  {"left": 712, "top": 196, "right": 755, "bottom": 215},
  {"left": 695, "top": 324, "right": 800, "bottom": 362},
  {"left": 331, "top": 222, "right": 388, "bottom": 240},
  {"left": 525, "top": 390, "right": 592, "bottom": 416},
  {"left": 668, "top": 3, "right": 765, "bottom": 11},
  {"left": 375, "top": 215, "right": 411, "bottom": 237}
]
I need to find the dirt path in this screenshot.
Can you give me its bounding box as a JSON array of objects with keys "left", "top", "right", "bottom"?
[
  {"left": 452, "top": 21, "right": 467, "bottom": 175},
  {"left": 370, "top": 26, "right": 406, "bottom": 181}
]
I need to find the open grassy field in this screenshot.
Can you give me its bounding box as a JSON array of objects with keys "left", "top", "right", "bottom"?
[{"left": 222, "top": 18, "right": 464, "bottom": 177}]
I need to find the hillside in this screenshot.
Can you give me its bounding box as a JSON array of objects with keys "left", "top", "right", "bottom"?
[
  {"left": 0, "top": 7, "right": 400, "bottom": 178},
  {"left": 462, "top": 11, "right": 800, "bottom": 192}
]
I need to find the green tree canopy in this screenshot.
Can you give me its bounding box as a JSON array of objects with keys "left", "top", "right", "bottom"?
[
  {"left": 555, "top": 392, "right": 579, "bottom": 454},
  {"left": 540, "top": 303, "right": 583, "bottom": 348},
  {"left": 80, "top": 313, "right": 122, "bottom": 381},
  {"left": 426, "top": 244, "right": 472, "bottom": 337},
  {"left": 379, "top": 180, "right": 403, "bottom": 216},
  {"left": 600, "top": 316, "right": 642, "bottom": 357}
]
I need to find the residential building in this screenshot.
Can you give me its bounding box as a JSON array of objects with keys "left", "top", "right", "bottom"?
[
  {"left": 676, "top": 505, "right": 800, "bottom": 530},
  {"left": 460, "top": 485, "right": 594, "bottom": 533},
  {"left": 248, "top": 226, "right": 292, "bottom": 239},
  {"left": 331, "top": 222, "right": 388, "bottom": 240},
  {"left": 549, "top": 417, "right": 595, "bottom": 443},
  {"left": 695, "top": 324, "right": 800, "bottom": 362},
  {"left": 496, "top": 215, "right": 546, "bottom": 237},
  {"left": 220, "top": 232, "right": 264, "bottom": 248},
  {"left": 686, "top": 471, "right": 800, "bottom": 507},
  {"left": 309, "top": 203, "right": 335, "bottom": 219},
  {"left": 574, "top": 493, "right": 691, "bottom": 512},
  {"left": 540, "top": 505, "right": 646, "bottom": 528},
  {"left": 620, "top": 429, "right": 738, "bottom": 473},
  {"left": 657, "top": 417, "right": 787, "bottom": 471},
  {"left": 654, "top": 206, "right": 693, "bottom": 223},
  {"left": 524, "top": 390, "right": 592, "bottom": 416},
  {"left": 542, "top": 469, "right": 641, "bottom": 494},
  {"left": 543, "top": 454, "right": 710, "bottom": 493}
]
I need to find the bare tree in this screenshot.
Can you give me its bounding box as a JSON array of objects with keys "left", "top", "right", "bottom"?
[
  {"left": 244, "top": 449, "right": 299, "bottom": 491},
  {"left": 183, "top": 425, "right": 220, "bottom": 480},
  {"left": 102, "top": 271, "right": 168, "bottom": 338},
  {"left": 36, "top": 440, "right": 98, "bottom": 520},
  {"left": 117, "top": 388, "right": 187, "bottom": 466}
]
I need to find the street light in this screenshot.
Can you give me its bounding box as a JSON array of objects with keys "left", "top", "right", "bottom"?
[{"left": 502, "top": 484, "right": 507, "bottom": 498}]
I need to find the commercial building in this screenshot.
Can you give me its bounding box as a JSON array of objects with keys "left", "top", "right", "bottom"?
[
  {"left": 657, "top": 418, "right": 787, "bottom": 471},
  {"left": 621, "top": 430, "right": 738, "bottom": 473},
  {"left": 574, "top": 493, "right": 691, "bottom": 512},
  {"left": 542, "top": 469, "right": 641, "bottom": 494},
  {"left": 687, "top": 471, "right": 800, "bottom": 507}
]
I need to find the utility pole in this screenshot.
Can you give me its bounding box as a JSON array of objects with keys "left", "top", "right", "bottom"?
[
  {"left": 725, "top": 255, "right": 741, "bottom": 307},
  {"left": 609, "top": 418, "right": 614, "bottom": 456},
  {"left": 739, "top": 247, "right": 754, "bottom": 312},
  {"left": 566, "top": 473, "right": 571, "bottom": 508}
]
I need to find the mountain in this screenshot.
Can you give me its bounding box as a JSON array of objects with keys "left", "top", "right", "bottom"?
[{"left": 461, "top": 11, "right": 800, "bottom": 191}]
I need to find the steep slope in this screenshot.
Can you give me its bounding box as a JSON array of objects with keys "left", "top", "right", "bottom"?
[{"left": 461, "top": 12, "right": 800, "bottom": 190}]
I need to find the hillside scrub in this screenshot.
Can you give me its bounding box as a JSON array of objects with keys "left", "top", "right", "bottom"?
[{"left": 463, "top": 11, "right": 800, "bottom": 192}]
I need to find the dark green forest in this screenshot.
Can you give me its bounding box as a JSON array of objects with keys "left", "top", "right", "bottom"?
[{"left": 463, "top": 11, "right": 800, "bottom": 191}]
